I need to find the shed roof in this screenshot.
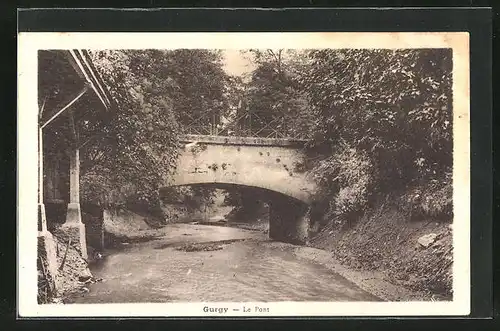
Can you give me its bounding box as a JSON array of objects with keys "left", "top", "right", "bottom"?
[{"left": 38, "top": 49, "right": 114, "bottom": 129}]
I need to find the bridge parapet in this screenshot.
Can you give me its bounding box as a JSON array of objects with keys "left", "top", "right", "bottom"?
[{"left": 180, "top": 134, "right": 308, "bottom": 147}]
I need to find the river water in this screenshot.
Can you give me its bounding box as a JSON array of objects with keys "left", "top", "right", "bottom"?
[{"left": 68, "top": 223, "right": 381, "bottom": 303}]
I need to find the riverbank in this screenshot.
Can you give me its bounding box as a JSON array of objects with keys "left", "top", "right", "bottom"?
[
  {"left": 308, "top": 203, "right": 453, "bottom": 301},
  {"left": 291, "top": 245, "right": 434, "bottom": 301}
]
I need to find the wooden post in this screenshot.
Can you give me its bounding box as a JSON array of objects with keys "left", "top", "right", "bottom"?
[
  {"left": 38, "top": 128, "right": 47, "bottom": 232},
  {"left": 64, "top": 147, "right": 83, "bottom": 225},
  {"left": 69, "top": 148, "right": 80, "bottom": 205}
]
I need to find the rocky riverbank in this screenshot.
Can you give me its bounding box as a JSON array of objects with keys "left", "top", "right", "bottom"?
[{"left": 308, "top": 204, "right": 453, "bottom": 301}]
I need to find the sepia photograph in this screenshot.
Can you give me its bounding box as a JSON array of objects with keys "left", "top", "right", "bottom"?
[{"left": 18, "top": 32, "right": 470, "bottom": 317}]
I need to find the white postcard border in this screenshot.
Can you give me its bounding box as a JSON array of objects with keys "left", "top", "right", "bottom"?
[{"left": 17, "top": 32, "right": 470, "bottom": 317}]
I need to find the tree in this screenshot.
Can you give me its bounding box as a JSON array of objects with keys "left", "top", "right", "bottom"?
[
  {"left": 80, "top": 49, "right": 229, "bottom": 210},
  {"left": 301, "top": 48, "right": 452, "bottom": 185},
  {"left": 158, "top": 49, "right": 230, "bottom": 135},
  {"left": 300, "top": 48, "right": 453, "bottom": 220},
  {"left": 229, "top": 49, "right": 314, "bottom": 139}
]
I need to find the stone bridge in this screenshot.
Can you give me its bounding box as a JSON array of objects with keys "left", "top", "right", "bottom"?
[{"left": 163, "top": 134, "right": 318, "bottom": 244}]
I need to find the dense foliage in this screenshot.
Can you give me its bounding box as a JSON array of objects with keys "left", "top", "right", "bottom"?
[
  {"left": 79, "top": 50, "right": 228, "bottom": 209},
  {"left": 302, "top": 49, "right": 453, "bottom": 221},
  {"left": 224, "top": 48, "right": 453, "bottom": 223}
]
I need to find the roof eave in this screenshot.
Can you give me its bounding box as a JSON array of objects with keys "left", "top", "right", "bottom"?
[{"left": 64, "top": 49, "right": 115, "bottom": 111}]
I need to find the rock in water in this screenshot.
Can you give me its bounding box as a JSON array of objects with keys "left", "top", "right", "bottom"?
[
  {"left": 78, "top": 268, "right": 93, "bottom": 282},
  {"left": 417, "top": 233, "right": 438, "bottom": 248}
]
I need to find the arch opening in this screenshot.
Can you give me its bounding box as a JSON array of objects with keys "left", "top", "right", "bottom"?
[
  {"left": 161, "top": 182, "right": 307, "bottom": 206},
  {"left": 159, "top": 182, "right": 311, "bottom": 245},
  {"left": 164, "top": 177, "right": 313, "bottom": 204}
]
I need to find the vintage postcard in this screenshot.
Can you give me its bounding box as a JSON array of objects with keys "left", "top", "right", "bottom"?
[{"left": 18, "top": 32, "right": 470, "bottom": 317}]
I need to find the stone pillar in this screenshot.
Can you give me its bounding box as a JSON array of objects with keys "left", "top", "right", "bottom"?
[
  {"left": 61, "top": 148, "right": 88, "bottom": 259},
  {"left": 269, "top": 196, "right": 310, "bottom": 245}
]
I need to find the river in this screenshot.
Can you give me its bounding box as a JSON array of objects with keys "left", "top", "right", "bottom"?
[{"left": 67, "top": 223, "right": 381, "bottom": 303}]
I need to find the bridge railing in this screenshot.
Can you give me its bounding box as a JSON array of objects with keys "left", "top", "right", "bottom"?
[{"left": 182, "top": 110, "right": 310, "bottom": 140}]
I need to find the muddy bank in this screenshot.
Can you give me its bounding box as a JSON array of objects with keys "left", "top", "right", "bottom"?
[
  {"left": 100, "top": 209, "right": 167, "bottom": 248},
  {"left": 308, "top": 204, "right": 453, "bottom": 300},
  {"left": 292, "top": 245, "right": 430, "bottom": 301}
]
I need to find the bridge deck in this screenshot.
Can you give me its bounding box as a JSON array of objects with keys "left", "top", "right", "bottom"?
[{"left": 179, "top": 134, "right": 308, "bottom": 147}]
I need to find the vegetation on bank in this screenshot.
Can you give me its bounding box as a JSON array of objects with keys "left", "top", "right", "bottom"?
[
  {"left": 303, "top": 49, "right": 453, "bottom": 226},
  {"left": 213, "top": 48, "right": 453, "bottom": 231}
]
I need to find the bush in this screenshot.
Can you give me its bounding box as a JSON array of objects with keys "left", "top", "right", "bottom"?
[
  {"left": 400, "top": 171, "right": 452, "bottom": 221},
  {"left": 312, "top": 141, "right": 376, "bottom": 222}
]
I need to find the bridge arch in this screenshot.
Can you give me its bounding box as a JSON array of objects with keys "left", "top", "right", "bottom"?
[
  {"left": 166, "top": 135, "right": 318, "bottom": 204},
  {"left": 162, "top": 182, "right": 304, "bottom": 201},
  {"left": 167, "top": 177, "right": 312, "bottom": 204},
  {"left": 160, "top": 181, "right": 311, "bottom": 245}
]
